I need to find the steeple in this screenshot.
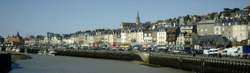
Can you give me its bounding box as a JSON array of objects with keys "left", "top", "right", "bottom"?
[
  {"left": 16, "top": 32, "right": 20, "bottom": 37},
  {"left": 16, "top": 32, "right": 22, "bottom": 39},
  {"left": 136, "top": 11, "right": 141, "bottom": 25}
]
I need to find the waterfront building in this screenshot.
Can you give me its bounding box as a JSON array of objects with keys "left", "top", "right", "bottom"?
[
  {"left": 165, "top": 28, "right": 178, "bottom": 49},
  {"left": 74, "top": 33, "right": 85, "bottom": 47},
  {"left": 88, "top": 31, "right": 96, "bottom": 48},
  {"left": 197, "top": 20, "right": 215, "bottom": 36},
  {"left": 142, "top": 22, "right": 154, "bottom": 48},
  {"left": 46, "top": 32, "right": 63, "bottom": 46},
  {"left": 36, "top": 35, "right": 48, "bottom": 45},
  {"left": 93, "top": 29, "right": 109, "bottom": 48},
  {"left": 120, "top": 32, "right": 127, "bottom": 44},
  {"left": 129, "top": 32, "right": 138, "bottom": 44},
  {"left": 214, "top": 21, "right": 248, "bottom": 42},
  {"left": 143, "top": 29, "right": 153, "bottom": 48},
  {"left": 176, "top": 34, "right": 185, "bottom": 49},
  {"left": 50, "top": 36, "right": 62, "bottom": 45},
  {"left": 221, "top": 24, "right": 232, "bottom": 40},
  {"left": 153, "top": 20, "right": 175, "bottom": 29},
  {"left": 136, "top": 31, "right": 144, "bottom": 44},
  {"left": 121, "top": 23, "right": 138, "bottom": 48},
  {"left": 120, "top": 31, "right": 139, "bottom": 49},
  {"left": 180, "top": 25, "right": 195, "bottom": 33},
  {"left": 120, "top": 32, "right": 129, "bottom": 49},
  {"left": 179, "top": 25, "right": 194, "bottom": 47},
  {"left": 42, "top": 36, "right": 49, "bottom": 45},
  {"left": 62, "top": 37, "right": 75, "bottom": 45},
  {"left": 120, "top": 12, "right": 143, "bottom": 49},
  {"left": 231, "top": 24, "right": 248, "bottom": 42},
  {"left": 3, "top": 32, "right": 24, "bottom": 51},
  {"left": 24, "top": 36, "right": 36, "bottom": 46},
  {"left": 111, "top": 29, "right": 121, "bottom": 49},
  {"left": 102, "top": 30, "right": 114, "bottom": 48},
  {"left": 193, "top": 44, "right": 201, "bottom": 50},
  {"left": 156, "top": 28, "right": 166, "bottom": 47},
  {"left": 4, "top": 32, "right": 24, "bottom": 47}
]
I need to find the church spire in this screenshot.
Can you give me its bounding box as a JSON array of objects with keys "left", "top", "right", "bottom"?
[
  {"left": 16, "top": 32, "right": 22, "bottom": 39},
  {"left": 136, "top": 11, "right": 141, "bottom": 25},
  {"left": 17, "top": 32, "right": 20, "bottom": 37}
]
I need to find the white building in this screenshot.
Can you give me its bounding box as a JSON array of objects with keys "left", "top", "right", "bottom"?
[
  {"left": 176, "top": 34, "right": 185, "bottom": 49},
  {"left": 121, "top": 32, "right": 127, "bottom": 44},
  {"left": 232, "top": 25, "right": 248, "bottom": 42},
  {"left": 176, "top": 34, "right": 185, "bottom": 45},
  {"left": 214, "top": 25, "right": 222, "bottom": 35},
  {"left": 85, "top": 33, "right": 95, "bottom": 47},
  {"left": 50, "top": 37, "right": 62, "bottom": 45},
  {"left": 214, "top": 23, "right": 248, "bottom": 42},
  {"left": 156, "top": 29, "right": 166, "bottom": 46},
  {"left": 180, "top": 25, "right": 194, "bottom": 33},
  {"left": 62, "top": 38, "right": 75, "bottom": 45},
  {"left": 24, "top": 38, "right": 35, "bottom": 46},
  {"left": 144, "top": 32, "right": 153, "bottom": 44},
  {"left": 136, "top": 31, "right": 144, "bottom": 44},
  {"left": 103, "top": 34, "right": 114, "bottom": 47}
]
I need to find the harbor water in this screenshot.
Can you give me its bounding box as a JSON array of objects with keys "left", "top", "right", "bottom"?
[{"left": 10, "top": 54, "right": 191, "bottom": 73}]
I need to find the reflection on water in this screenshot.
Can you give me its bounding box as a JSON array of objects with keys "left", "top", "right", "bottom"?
[
  {"left": 11, "top": 63, "right": 23, "bottom": 70},
  {"left": 10, "top": 54, "right": 191, "bottom": 73}
]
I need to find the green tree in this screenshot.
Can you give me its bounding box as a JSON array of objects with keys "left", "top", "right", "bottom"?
[
  {"left": 208, "top": 12, "right": 218, "bottom": 20},
  {"left": 223, "top": 8, "right": 232, "bottom": 17}
]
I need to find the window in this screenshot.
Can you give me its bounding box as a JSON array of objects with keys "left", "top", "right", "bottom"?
[
  {"left": 200, "top": 29, "right": 203, "bottom": 32},
  {"left": 216, "top": 27, "right": 219, "bottom": 31}
]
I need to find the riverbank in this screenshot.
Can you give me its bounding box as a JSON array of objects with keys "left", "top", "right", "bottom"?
[
  {"left": 55, "top": 50, "right": 140, "bottom": 61},
  {"left": 11, "top": 52, "right": 32, "bottom": 62}
]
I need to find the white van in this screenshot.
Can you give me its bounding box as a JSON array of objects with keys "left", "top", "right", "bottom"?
[
  {"left": 222, "top": 47, "right": 239, "bottom": 56},
  {"left": 203, "top": 48, "right": 218, "bottom": 55}
]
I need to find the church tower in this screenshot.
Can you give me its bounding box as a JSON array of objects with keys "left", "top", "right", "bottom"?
[
  {"left": 136, "top": 12, "right": 141, "bottom": 25},
  {"left": 136, "top": 11, "right": 141, "bottom": 26},
  {"left": 136, "top": 11, "right": 142, "bottom": 31}
]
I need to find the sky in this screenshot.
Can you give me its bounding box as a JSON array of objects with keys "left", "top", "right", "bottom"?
[{"left": 0, "top": 0, "right": 250, "bottom": 37}]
